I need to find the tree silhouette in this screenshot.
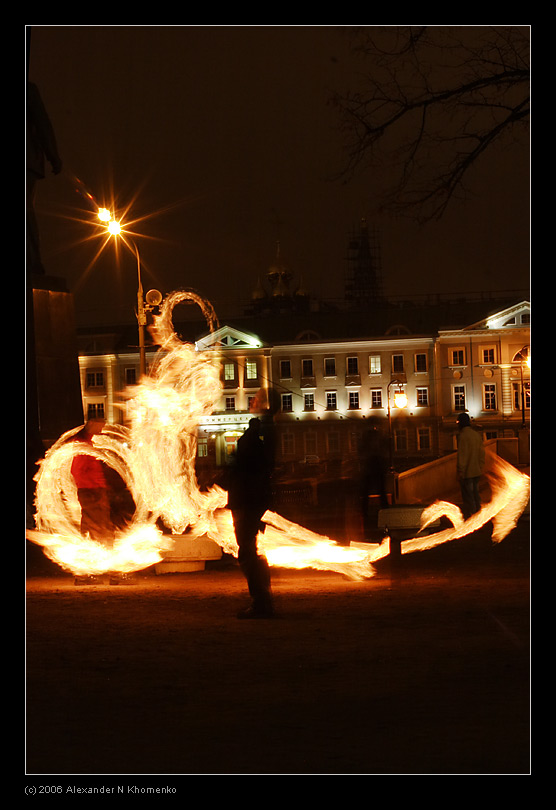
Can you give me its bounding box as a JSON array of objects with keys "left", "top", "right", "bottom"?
[{"left": 332, "top": 26, "right": 530, "bottom": 221}]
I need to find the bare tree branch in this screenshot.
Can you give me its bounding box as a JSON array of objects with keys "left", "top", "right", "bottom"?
[{"left": 331, "top": 26, "right": 530, "bottom": 221}]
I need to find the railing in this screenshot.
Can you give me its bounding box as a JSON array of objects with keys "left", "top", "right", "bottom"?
[{"left": 395, "top": 438, "right": 526, "bottom": 504}]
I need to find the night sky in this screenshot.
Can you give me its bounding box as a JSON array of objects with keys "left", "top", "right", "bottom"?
[{"left": 28, "top": 26, "right": 530, "bottom": 328}]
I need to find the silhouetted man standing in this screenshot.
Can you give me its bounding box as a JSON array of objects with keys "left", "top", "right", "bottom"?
[
  {"left": 456, "top": 412, "right": 485, "bottom": 519},
  {"left": 228, "top": 418, "right": 274, "bottom": 619}
]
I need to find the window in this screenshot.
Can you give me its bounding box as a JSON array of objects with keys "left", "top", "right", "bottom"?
[
  {"left": 453, "top": 385, "right": 466, "bottom": 411},
  {"left": 86, "top": 371, "right": 104, "bottom": 388},
  {"left": 245, "top": 360, "right": 257, "bottom": 379},
  {"left": 482, "top": 347, "right": 496, "bottom": 365},
  {"left": 348, "top": 391, "right": 360, "bottom": 409},
  {"left": 125, "top": 367, "right": 137, "bottom": 386},
  {"left": 370, "top": 388, "right": 383, "bottom": 408},
  {"left": 197, "top": 439, "right": 208, "bottom": 458},
  {"left": 417, "top": 427, "right": 431, "bottom": 451},
  {"left": 302, "top": 358, "right": 314, "bottom": 377},
  {"left": 324, "top": 357, "right": 336, "bottom": 376},
  {"left": 304, "top": 393, "right": 315, "bottom": 411},
  {"left": 347, "top": 356, "right": 359, "bottom": 375},
  {"left": 416, "top": 387, "right": 429, "bottom": 406},
  {"left": 483, "top": 384, "right": 497, "bottom": 411},
  {"left": 327, "top": 431, "right": 340, "bottom": 454},
  {"left": 304, "top": 431, "right": 317, "bottom": 456},
  {"left": 451, "top": 348, "right": 466, "bottom": 366},
  {"left": 281, "top": 432, "right": 295, "bottom": 455},
  {"left": 326, "top": 391, "right": 337, "bottom": 410},
  {"left": 281, "top": 393, "right": 293, "bottom": 412},
  {"left": 392, "top": 354, "right": 404, "bottom": 374},
  {"left": 247, "top": 395, "right": 257, "bottom": 411},
  {"left": 369, "top": 355, "right": 381, "bottom": 374},
  {"left": 87, "top": 402, "right": 104, "bottom": 419},
  {"left": 280, "top": 360, "right": 291, "bottom": 379},
  {"left": 224, "top": 363, "right": 235, "bottom": 381},
  {"left": 415, "top": 353, "right": 428, "bottom": 373},
  {"left": 513, "top": 382, "right": 530, "bottom": 411},
  {"left": 225, "top": 396, "right": 235, "bottom": 411},
  {"left": 394, "top": 429, "right": 407, "bottom": 452}
]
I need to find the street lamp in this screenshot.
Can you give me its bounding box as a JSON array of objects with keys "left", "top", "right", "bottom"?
[
  {"left": 387, "top": 378, "right": 408, "bottom": 479},
  {"left": 517, "top": 346, "right": 530, "bottom": 428},
  {"left": 98, "top": 209, "right": 161, "bottom": 378}
]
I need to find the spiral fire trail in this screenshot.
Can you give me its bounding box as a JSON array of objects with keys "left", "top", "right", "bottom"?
[{"left": 28, "top": 291, "right": 529, "bottom": 579}]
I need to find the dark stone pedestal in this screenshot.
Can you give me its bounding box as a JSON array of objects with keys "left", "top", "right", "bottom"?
[{"left": 28, "top": 274, "right": 83, "bottom": 447}]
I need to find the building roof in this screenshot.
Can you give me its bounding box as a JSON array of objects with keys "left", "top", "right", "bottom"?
[{"left": 76, "top": 294, "right": 528, "bottom": 355}]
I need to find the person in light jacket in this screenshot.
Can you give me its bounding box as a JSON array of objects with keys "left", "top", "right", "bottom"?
[{"left": 456, "top": 413, "right": 485, "bottom": 519}]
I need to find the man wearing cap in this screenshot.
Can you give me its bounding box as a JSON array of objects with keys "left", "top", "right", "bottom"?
[{"left": 456, "top": 413, "right": 485, "bottom": 519}]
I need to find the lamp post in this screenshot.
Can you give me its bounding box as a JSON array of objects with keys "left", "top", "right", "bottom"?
[
  {"left": 387, "top": 378, "right": 408, "bottom": 478},
  {"left": 519, "top": 348, "right": 530, "bottom": 429},
  {"left": 99, "top": 210, "right": 161, "bottom": 378}
]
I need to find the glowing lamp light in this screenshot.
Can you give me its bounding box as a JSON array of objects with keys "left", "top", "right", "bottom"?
[
  {"left": 97, "top": 207, "right": 111, "bottom": 222},
  {"left": 107, "top": 219, "right": 121, "bottom": 236},
  {"left": 394, "top": 390, "right": 408, "bottom": 409}
]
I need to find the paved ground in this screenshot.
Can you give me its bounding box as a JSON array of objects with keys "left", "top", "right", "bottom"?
[{"left": 25, "top": 514, "right": 530, "bottom": 780}]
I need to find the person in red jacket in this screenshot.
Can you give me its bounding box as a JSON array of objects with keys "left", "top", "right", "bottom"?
[{"left": 71, "top": 419, "right": 112, "bottom": 544}]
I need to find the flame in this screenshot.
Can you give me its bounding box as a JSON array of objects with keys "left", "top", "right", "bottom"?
[
  {"left": 398, "top": 453, "right": 531, "bottom": 555},
  {"left": 28, "top": 291, "right": 530, "bottom": 579}
]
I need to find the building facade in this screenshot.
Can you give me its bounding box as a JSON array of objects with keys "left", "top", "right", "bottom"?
[{"left": 76, "top": 300, "right": 530, "bottom": 477}]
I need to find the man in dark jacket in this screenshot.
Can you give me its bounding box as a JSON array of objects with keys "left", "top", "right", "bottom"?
[{"left": 228, "top": 418, "right": 274, "bottom": 618}]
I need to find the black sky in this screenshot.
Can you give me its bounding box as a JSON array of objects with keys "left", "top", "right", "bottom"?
[{"left": 28, "top": 25, "right": 530, "bottom": 328}]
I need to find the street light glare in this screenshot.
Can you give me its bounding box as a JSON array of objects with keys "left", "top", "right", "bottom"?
[
  {"left": 394, "top": 391, "right": 408, "bottom": 409},
  {"left": 107, "top": 219, "right": 122, "bottom": 236},
  {"left": 98, "top": 207, "right": 111, "bottom": 222}
]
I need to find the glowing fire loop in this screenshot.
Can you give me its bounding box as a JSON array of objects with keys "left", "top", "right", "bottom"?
[{"left": 28, "top": 291, "right": 530, "bottom": 579}]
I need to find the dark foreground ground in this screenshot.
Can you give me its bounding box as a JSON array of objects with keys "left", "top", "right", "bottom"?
[{"left": 25, "top": 515, "right": 530, "bottom": 779}]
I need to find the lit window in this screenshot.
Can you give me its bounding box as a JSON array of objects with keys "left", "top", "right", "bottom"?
[
  {"left": 224, "top": 363, "right": 235, "bottom": 381},
  {"left": 453, "top": 385, "right": 466, "bottom": 411},
  {"left": 326, "top": 391, "right": 337, "bottom": 410},
  {"left": 369, "top": 355, "right": 381, "bottom": 374},
  {"left": 482, "top": 347, "right": 496, "bottom": 365},
  {"left": 281, "top": 393, "right": 293, "bottom": 412},
  {"left": 513, "top": 382, "right": 530, "bottom": 410},
  {"left": 370, "top": 388, "right": 383, "bottom": 408},
  {"left": 483, "top": 384, "right": 497, "bottom": 410},
  {"left": 348, "top": 391, "right": 360, "bottom": 409},
  {"left": 304, "top": 393, "right": 315, "bottom": 411},
  {"left": 416, "top": 387, "right": 429, "bottom": 406},
  {"left": 245, "top": 360, "right": 257, "bottom": 379}
]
